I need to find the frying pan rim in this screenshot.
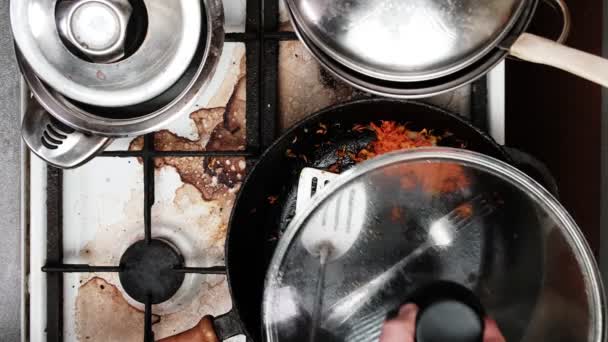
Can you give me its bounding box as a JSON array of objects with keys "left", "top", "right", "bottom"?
[{"left": 223, "top": 98, "right": 511, "bottom": 339}]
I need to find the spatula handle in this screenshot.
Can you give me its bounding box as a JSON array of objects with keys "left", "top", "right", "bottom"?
[
  {"left": 310, "top": 246, "right": 331, "bottom": 342},
  {"left": 510, "top": 33, "right": 608, "bottom": 88}
]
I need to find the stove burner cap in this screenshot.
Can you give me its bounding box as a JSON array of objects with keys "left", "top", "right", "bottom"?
[{"left": 119, "top": 239, "right": 185, "bottom": 304}]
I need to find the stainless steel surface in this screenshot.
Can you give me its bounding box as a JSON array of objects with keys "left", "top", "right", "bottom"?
[
  {"left": 285, "top": 0, "right": 571, "bottom": 99},
  {"left": 285, "top": 0, "right": 527, "bottom": 82},
  {"left": 288, "top": 16, "right": 494, "bottom": 99},
  {"left": 264, "top": 148, "right": 605, "bottom": 342},
  {"left": 295, "top": 168, "right": 338, "bottom": 215},
  {"left": 17, "top": 0, "right": 224, "bottom": 137},
  {"left": 56, "top": 0, "right": 133, "bottom": 63},
  {"left": 11, "top": 0, "right": 202, "bottom": 107},
  {"left": 299, "top": 172, "right": 366, "bottom": 261},
  {"left": 0, "top": 0, "right": 22, "bottom": 339},
  {"left": 21, "top": 98, "right": 111, "bottom": 168}
]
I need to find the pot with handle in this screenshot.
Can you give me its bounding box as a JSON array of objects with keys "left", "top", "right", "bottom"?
[
  {"left": 12, "top": 0, "right": 224, "bottom": 168},
  {"left": 157, "top": 99, "right": 569, "bottom": 341},
  {"left": 285, "top": 0, "right": 608, "bottom": 98}
]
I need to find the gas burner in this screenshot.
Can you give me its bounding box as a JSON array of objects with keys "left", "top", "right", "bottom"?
[{"left": 119, "top": 239, "right": 185, "bottom": 304}]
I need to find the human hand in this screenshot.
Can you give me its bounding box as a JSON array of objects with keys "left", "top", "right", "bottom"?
[
  {"left": 379, "top": 304, "right": 506, "bottom": 342},
  {"left": 379, "top": 304, "right": 418, "bottom": 342}
]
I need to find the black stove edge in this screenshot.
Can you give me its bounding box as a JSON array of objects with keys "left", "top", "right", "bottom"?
[
  {"left": 0, "top": 1, "right": 23, "bottom": 340},
  {"left": 46, "top": 167, "right": 63, "bottom": 341},
  {"left": 600, "top": 0, "right": 608, "bottom": 300}
]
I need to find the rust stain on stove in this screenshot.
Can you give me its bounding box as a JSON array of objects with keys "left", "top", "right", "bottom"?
[
  {"left": 128, "top": 55, "right": 248, "bottom": 202},
  {"left": 154, "top": 156, "right": 244, "bottom": 202},
  {"left": 128, "top": 53, "right": 246, "bottom": 154},
  {"left": 278, "top": 41, "right": 368, "bottom": 131},
  {"left": 206, "top": 76, "right": 246, "bottom": 151},
  {"left": 128, "top": 136, "right": 144, "bottom": 152},
  {"left": 96, "top": 49, "right": 247, "bottom": 340},
  {"left": 153, "top": 108, "right": 225, "bottom": 151},
  {"left": 75, "top": 277, "right": 160, "bottom": 341},
  {"left": 154, "top": 53, "right": 246, "bottom": 153},
  {"left": 169, "top": 184, "right": 233, "bottom": 248},
  {"left": 278, "top": 7, "right": 295, "bottom": 32},
  {"left": 127, "top": 52, "right": 247, "bottom": 199},
  {"left": 152, "top": 74, "right": 246, "bottom": 153},
  {"left": 209, "top": 52, "right": 247, "bottom": 107},
  {"left": 152, "top": 276, "right": 233, "bottom": 339},
  {"left": 96, "top": 70, "right": 106, "bottom": 81},
  {"left": 279, "top": 20, "right": 294, "bottom": 32}
]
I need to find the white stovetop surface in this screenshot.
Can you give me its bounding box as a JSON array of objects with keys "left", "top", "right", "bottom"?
[{"left": 25, "top": 1, "right": 505, "bottom": 340}]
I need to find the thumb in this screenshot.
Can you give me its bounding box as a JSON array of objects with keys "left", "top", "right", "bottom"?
[
  {"left": 483, "top": 318, "right": 506, "bottom": 342},
  {"left": 379, "top": 304, "right": 419, "bottom": 342}
]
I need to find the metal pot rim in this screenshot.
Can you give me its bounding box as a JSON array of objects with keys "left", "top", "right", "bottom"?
[
  {"left": 287, "top": 0, "right": 552, "bottom": 99},
  {"left": 18, "top": 0, "right": 224, "bottom": 137},
  {"left": 284, "top": 0, "right": 529, "bottom": 82},
  {"left": 11, "top": 0, "right": 203, "bottom": 107},
  {"left": 284, "top": 0, "right": 537, "bottom": 98}
]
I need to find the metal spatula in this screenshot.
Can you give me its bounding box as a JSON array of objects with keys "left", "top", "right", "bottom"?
[
  {"left": 295, "top": 167, "right": 367, "bottom": 342},
  {"left": 295, "top": 167, "right": 339, "bottom": 216},
  {"left": 296, "top": 167, "right": 367, "bottom": 260}
]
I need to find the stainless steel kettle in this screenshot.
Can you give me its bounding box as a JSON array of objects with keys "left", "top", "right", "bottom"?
[{"left": 11, "top": 0, "right": 224, "bottom": 168}]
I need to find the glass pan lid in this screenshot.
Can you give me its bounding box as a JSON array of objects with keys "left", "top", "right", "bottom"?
[{"left": 263, "top": 148, "right": 604, "bottom": 342}]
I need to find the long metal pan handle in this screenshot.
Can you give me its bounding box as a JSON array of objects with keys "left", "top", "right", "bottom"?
[
  {"left": 510, "top": 32, "right": 608, "bottom": 88},
  {"left": 22, "top": 97, "right": 111, "bottom": 169},
  {"left": 510, "top": 0, "right": 608, "bottom": 88},
  {"left": 159, "top": 310, "right": 247, "bottom": 342}
]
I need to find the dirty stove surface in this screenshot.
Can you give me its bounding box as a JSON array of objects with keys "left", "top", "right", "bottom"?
[{"left": 26, "top": 1, "right": 503, "bottom": 341}]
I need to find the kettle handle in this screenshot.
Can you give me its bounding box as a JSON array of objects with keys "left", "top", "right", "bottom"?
[
  {"left": 22, "top": 97, "right": 111, "bottom": 169},
  {"left": 510, "top": 32, "right": 608, "bottom": 88}
]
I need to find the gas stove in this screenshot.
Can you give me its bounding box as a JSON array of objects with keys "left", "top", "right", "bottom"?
[{"left": 24, "top": 0, "right": 505, "bottom": 341}]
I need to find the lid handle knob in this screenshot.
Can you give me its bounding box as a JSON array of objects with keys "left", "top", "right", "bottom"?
[
  {"left": 56, "top": 0, "right": 133, "bottom": 63},
  {"left": 410, "top": 282, "right": 484, "bottom": 342}
]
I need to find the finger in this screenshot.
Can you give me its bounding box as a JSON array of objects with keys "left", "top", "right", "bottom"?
[
  {"left": 379, "top": 304, "right": 419, "bottom": 342},
  {"left": 483, "top": 318, "right": 506, "bottom": 342}
]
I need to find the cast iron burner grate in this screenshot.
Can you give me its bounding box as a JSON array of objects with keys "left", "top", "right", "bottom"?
[
  {"left": 39, "top": 0, "right": 489, "bottom": 341},
  {"left": 119, "top": 239, "right": 185, "bottom": 304}
]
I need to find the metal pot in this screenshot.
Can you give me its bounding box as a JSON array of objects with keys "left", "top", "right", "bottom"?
[
  {"left": 13, "top": 0, "right": 224, "bottom": 168},
  {"left": 285, "top": 0, "right": 608, "bottom": 98},
  {"left": 263, "top": 148, "right": 605, "bottom": 342},
  {"left": 12, "top": 0, "right": 204, "bottom": 107}
]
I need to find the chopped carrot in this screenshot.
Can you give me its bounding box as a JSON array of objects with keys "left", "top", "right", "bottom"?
[
  {"left": 352, "top": 123, "right": 367, "bottom": 132},
  {"left": 352, "top": 121, "right": 469, "bottom": 194},
  {"left": 391, "top": 207, "right": 404, "bottom": 222}
]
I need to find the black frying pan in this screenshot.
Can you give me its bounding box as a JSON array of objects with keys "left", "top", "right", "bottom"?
[{"left": 169, "top": 99, "right": 551, "bottom": 342}]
